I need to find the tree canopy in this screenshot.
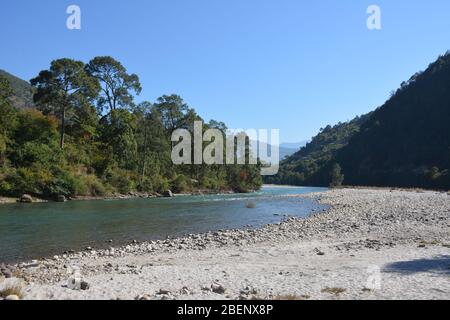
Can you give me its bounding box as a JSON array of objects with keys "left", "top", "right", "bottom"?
[{"left": 0, "top": 57, "right": 263, "bottom": 199}]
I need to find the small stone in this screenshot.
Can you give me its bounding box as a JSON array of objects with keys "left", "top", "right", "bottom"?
[
  {"left": 3, "top": 270, "right": 13, "bottom": 278},
  {"left": 211, "top": 283, "right": 226, "bottom": 294},
  {"left": 157, "top": 289, "right": 170, "bottom": 295},
  {"left": 80, "top": 281, "right": 90, "bottom": 290}
]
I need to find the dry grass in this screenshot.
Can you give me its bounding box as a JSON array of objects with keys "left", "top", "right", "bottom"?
[
  {"left": 0, "top": 284, "right": 23, "bottom": 299},
  {"left": 321, "top": 287, "right": 346, "bottom": 296}
]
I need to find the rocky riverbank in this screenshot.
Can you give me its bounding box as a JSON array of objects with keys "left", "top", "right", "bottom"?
[
  {"left": 1, "top": 188, "right": 449, "bottom": 300},
  {"left": 0, "top": 189, "right": 236, "bottom": 205}
]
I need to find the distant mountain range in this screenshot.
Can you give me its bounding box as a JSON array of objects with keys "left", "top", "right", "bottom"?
[
  {"left": 0, "top": 69, "right": 35, "bottom": 109},
  {"left": 267, "top": 52, "right": 450, "bottom": 190},
  {"left": 279, "top": 142, "right": 308, "bottom": 160}
]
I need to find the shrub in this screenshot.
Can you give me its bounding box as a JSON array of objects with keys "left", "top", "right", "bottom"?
[
  {"left": 104, "top": 166, "right": 136, "bottom": 194},
  {"left": 74, "top": 174, "right": 107, "bottom": 196},
  {"left": 0, "top": 284, "right": 24, "bottom": 299},
  {"left": 171, "top": 174, "right": 190, "bottom": 193}
]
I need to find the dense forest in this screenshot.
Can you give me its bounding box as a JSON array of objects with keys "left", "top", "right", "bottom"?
[
  {"left": 0, "top": 57, "right": 263, "bottom": 199},
  {"left": 267, "top": 52, "right": 450, "bottom": 190}
]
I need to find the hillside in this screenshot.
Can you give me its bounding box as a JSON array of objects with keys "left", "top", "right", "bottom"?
[
  {"left": 269, "top": 52, "right": 450, "bottom": 189},
  {"left": 336, "top": 53, "right": 450, "bottom": 189},
  {"left": 265, "top": 114, "right": 370, "bottom": 186},
  {"left": 0, "top": 69, "right": 35, "bottom": 109}
]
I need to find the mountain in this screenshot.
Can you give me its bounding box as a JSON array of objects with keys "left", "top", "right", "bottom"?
[
  {"left": 336, "top": 52, "right": 450, "bottom": 189},
  {"left": 279, "top": 142, "right": 308, "bottom": 160},
  {"left": 0, "top": 69, "right": 35, "bottom": 109},
  {"left": 269, "top": 52, "right": 450, "bottom": 189},
  {"left": 265, "top": 115, "right": 370, "bottom": 185}
]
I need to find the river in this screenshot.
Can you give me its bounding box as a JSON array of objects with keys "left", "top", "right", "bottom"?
[{"left": 0, "top": 185, "right": 327, "bottom": 263}]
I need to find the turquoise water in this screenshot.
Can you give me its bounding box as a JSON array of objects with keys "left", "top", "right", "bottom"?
[{"left": 0, "top": 186, "right": 327, "bottom": 263}]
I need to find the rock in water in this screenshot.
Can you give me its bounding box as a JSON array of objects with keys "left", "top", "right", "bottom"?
[
  {"left": 164, "top": 190, "right": 174, "bottom": 198},
  {"left": 56, "top": 195, "right": 66, "bottom": 202},
  {"left": 19, "top": 194, "right": 33, "bottom": 203}
]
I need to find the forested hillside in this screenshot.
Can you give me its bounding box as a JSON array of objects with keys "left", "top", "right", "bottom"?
[
  {"left": 268, "top": 52, "right": 450, "bottom": 190},
  {"left": 0, "top": 69, "right": 35, "bottom": 109},
  {"left": 0, "top": 57, "right": 262, "bottom": 199},
  {"left": 265, "top": 114, "right": 370, "bottom": 186},
  {"left": 336, "top": 52, "right": 450, "bottom": 189}
]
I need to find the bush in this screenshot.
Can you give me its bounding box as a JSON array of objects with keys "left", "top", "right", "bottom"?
[
  {"left": 171, "top": 174, "right": 190, "bottom": 193},
  {"left": 104, "top": 166, "right": 136, "bottom": 194},
  {"left": 151, "top": 174, "right": 170, "bottom": 193},
  {"left": 73, "top": 174, "right": 107, "bottom": 196}
]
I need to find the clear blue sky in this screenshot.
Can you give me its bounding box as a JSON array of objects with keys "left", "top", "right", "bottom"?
[{"left": 1, "top": 0, "right": 449, "bottom": 142}]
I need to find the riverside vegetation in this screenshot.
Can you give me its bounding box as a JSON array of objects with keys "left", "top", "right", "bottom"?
[{"left": 0, "top": 57, "right": 263, "bottom": 200}]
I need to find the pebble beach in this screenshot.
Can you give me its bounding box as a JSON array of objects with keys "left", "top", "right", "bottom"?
[{"left": 1, "top": 188, "right": 449, "bottom": 300}]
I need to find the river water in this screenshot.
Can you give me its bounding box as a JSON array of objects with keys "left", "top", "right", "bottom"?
[{"left": 0, "top": 185, "right": 327, "bottom": 263}]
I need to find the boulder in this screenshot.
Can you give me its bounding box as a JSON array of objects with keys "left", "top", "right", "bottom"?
[
  {"left": 2, "top": 269, "right": 13, "bottom": 278},
  {"left": 164, "top": 190, "right": 174, "bottom": 198},
  {"left": 56, "top": 195, "right": 66, "bottom": 202},
  {"left": 5, "top": 295, "right": 20, "bottom": 300},
  {"left": 19, "top": 194, "right": 33, "bottom": 203}
]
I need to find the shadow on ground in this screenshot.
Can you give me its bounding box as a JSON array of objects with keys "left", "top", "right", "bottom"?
[{"left": 383, "top": 255, "right": 450, "bottom": 275}]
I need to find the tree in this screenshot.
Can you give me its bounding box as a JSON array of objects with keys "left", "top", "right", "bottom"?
[
  {"left": 329, "top": 163, "right": 344, "bottom": 187},
  {"left": 0, "top": 75, "right": 13, "bottom": 101},
  {"left": 31, "top": 59, "right": 100, "bottom": 149},
  {"left": 100, "top": 109, "right": 138, "bottom": 170},
  {"left": 153, "top": 95, "right": 192, "bottom": 134},
  {"left": 0, "top": 76, "right": 16, "bottom": 166},
  {"left": 85, "top": 56, "right": 141, "bottom": 113}
]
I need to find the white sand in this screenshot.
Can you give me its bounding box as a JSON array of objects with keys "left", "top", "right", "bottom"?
[{"left": 3, "top": 188, "right": 450, "bottom": 300}]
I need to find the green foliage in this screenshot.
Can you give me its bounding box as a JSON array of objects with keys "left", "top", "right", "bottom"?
[
  {"left": 0, "top": 57, "right": 263, "bottom": 199},
  {"left": 171, "top": 174, "right": 191, "bottom": 193},
  {"left": 85, "top": 56, "right": 141, "bottom": 113},
  {"left": 329, "top": 163, "right": 344, "bottom": 188},
  {"left": 31, "top": 58, "right": 100, "bottom": 149}
]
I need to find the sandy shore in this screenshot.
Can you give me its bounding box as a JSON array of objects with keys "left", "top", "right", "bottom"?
[{"left": 1, "top": 188, "right": 449, "bottom": 300}]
